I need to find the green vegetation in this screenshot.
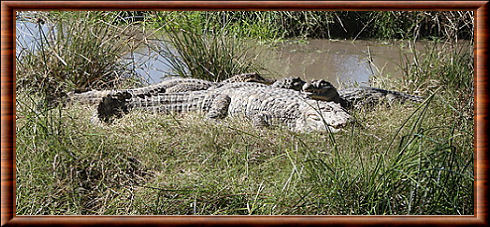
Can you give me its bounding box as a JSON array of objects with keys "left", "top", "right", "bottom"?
[
  {"left": 16, "top": 11, "right": 143, "bottom": 105},
  {"left": 15, "top": 11, "right": 473, "bottom": 215},
  {"left": 156, "top": 22, "right": 262, "bottom": 81},
  {"left": 148, "top": 11, "right": 473, "bottom": 40}
]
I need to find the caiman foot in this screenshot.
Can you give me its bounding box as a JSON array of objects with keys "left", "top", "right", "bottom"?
[
  {"left": 251, "top": 112, "right": 271, "bottom": 127},
  {"left": 96, "top": 91, "right": 132, "bottom": 123}
]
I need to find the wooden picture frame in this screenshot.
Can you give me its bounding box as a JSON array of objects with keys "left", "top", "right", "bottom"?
[{"left": 1, "top": 1, "right": 488, "bottom": 226}]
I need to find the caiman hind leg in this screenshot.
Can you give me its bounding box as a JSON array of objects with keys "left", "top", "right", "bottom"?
[
  {"left": 251, "top": 112, "right": 271, "bottom": 127},
  {"left": 205, "top": 94, "right": 231, "bottom": 119}
]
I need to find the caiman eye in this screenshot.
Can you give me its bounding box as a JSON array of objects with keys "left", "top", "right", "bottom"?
[{"left": 320, "top": 81, "right": 331, "bottom": 87}]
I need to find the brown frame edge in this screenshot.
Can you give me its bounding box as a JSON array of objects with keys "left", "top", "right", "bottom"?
[{"left": 1, "top": 1, "right": 488, "bottom": 226}]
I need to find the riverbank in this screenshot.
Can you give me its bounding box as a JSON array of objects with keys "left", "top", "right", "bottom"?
[
  {"left": 15, "top": 11, "right": 474, "bottom": 215},
  {"left": 15, "top": 79, "right": 474, "bottom": 215}
]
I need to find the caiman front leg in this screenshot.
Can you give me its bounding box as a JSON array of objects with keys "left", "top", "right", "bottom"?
[
  {"left": 205, "top": 94, "right": 231, "bottom": 119},
  {"left": 96, "top": 91, "right": 132, "bottom": 123},
  {"left": 251, "top": 112, "right": 271, "bottom": 127}
]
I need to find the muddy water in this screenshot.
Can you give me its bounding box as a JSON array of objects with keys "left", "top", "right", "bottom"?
[
  {"left": 15, "top": 18, "right": 432, "bottom": 87},
  {"left": 260, "top": 39, "right": 430, "bottom": 87},
  {"left": 132, "top": 39, "right": 431, "bottom": 86}
]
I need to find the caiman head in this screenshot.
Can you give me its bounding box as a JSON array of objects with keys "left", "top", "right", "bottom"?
[
  {"left": 295, "top": 101, "right": 352, "bottom": 133},
  {"left": 302, "top": 79, "right": 341, "bottom": 103}
]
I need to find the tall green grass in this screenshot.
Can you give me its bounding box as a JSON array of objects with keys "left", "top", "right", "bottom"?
[
  {"left": 148, "top": 11, "right": 473, "bottom": 41},
  {"left": 16, "top": 93, "right": 152, "bottom": 214},
  {"left": 155, "top": 21, "right": 263, "bottom": 81},
  {"left": 16, "top": 95, "right": 473, "bottom": 214},
  {"left": 16, "top": 11, "right": 143, "bottom": 105}
]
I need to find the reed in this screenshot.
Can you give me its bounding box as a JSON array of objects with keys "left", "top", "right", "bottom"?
[
  {"left": 155, "top": 21, "right": 262, "bottom": 81},
  {"left": 16, "top": 11, "right": 142, "bottom": 105},
  {"left": 149, "top": 11, "right": 473, "bottom": 40}
]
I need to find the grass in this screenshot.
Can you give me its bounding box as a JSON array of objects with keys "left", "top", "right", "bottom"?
[
  {"left": 15, "top": 45, "right": 474, "bottom": 215},
  {"left": 148, "top": 11, "right": 474, "bottom": 41},
  {"left": 16, "top": 85, "right": 473, "bottom": 214},
  {"left": 16, "top": 11, "right": 144, "bottom": 105},
  {"left": 154, "top": 21, "right": 263, "bottom": 81},
  {"left": 15, "top": 11, "right": 474, "bottom": 215}
]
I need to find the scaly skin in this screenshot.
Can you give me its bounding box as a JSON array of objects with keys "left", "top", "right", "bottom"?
[
  {"left": 271, "top": 77, "right": 306, "bottom": 91},
  {"left": 68, "top": 73, "right": 277, "bottom": 106},
  {"left": 217, "top": 72, "right": 276, "bottom": 85},
  {"left": 67, "top": 78, "right": 214, "bottom": 105},
  {"left": 96, "top": 82, "right": 352, "bottom": 133}
]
